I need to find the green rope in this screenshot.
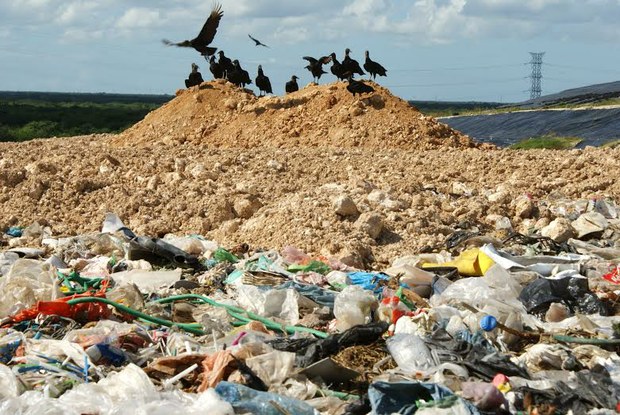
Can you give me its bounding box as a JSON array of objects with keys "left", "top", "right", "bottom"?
[
  {"left": 152, "top": 294, "right": 329, "bottom": 338},
  {"left": 553, "top": 334, "right": 620, "bottom": 345},
  {"left": 66, "top": 297, "right": 205, "bottom": 335}
]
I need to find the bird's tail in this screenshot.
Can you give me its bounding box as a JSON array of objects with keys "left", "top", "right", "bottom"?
[{"left": 162, "top": 39, "right": 176, "bottom": 46}]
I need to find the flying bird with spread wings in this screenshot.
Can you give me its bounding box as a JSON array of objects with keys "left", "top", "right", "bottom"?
[
  {"left": 248, "top": 34, "right": 269, "bottom": 48},
  {"left": 162, "top": 3, "right": 223, "bottom": 56}
]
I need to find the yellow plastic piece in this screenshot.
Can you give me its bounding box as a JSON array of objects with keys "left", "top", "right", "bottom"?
[{"left": 422, "top": 248, "right": 495, "bottom": 277}]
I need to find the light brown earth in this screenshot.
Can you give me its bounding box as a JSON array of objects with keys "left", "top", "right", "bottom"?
[{"left": 1, "top": 80, "right": 619, "bottom": 267}]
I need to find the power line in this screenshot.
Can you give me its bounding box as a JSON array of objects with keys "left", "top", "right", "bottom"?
[
  {"left": 529, "top": 52, "right": 545, "bottom": 99},
  {"left": 390, "top": 63, "right": 524, "bottom": 72}
]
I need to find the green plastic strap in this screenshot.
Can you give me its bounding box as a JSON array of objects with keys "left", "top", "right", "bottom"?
[
  {"left": 152, "top": 294, "right": 329, "bottom": 338},
  {"left": 66, "top": 297, "right": 205, "bottom": 335}
]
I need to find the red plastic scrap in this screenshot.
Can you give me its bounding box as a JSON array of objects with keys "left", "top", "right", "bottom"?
[
  {"left": 9, "top": 287, "right": 110, "bottom": 324},
  {"left": 602, "top": 266, "right": 620, "bottom": 284}
]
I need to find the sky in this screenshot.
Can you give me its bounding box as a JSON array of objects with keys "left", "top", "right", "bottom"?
[{"left": 1, "top": 0, "right": 620, "bottom": 103}]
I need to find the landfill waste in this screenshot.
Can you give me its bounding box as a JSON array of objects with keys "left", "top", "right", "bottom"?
[{"left": 0, "top": 202, "right": 619, "bottom": 415}]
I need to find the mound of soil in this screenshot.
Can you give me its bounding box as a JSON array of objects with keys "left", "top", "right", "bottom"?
[
  {"left": 114, "top": 80, "right": 491, "bottom": 150},
  {"left": 1, "top": 81, "right": 619, "bottom": 268}
]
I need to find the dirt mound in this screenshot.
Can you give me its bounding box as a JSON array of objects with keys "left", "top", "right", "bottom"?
[{"left": 114, "top": 80, "right": 491, "bottom": 150}]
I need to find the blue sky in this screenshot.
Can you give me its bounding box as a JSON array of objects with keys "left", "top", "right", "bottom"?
[{"left": 1, "top": 0, "right": 619, "bottom": 102}]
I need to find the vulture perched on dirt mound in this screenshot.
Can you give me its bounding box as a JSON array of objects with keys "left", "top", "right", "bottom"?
[
  {"left": 303, "top": 55, "right": 332, "bottom": 83},
  {"left": 162, "top": 3, "right": 223, "bottom": 56},
  {"left": 184, "top": 63, "right": 204, "bottom": 88},
  {"left": 364, "top": 51, "right": 387, "bottom": 80},
  {"left": 285, "top": 75, "right": 299, "bottom": 93},
  {"left": 342, "top": 48, "right": 365, "bottom": 77},
  {"left": 346, "top": 78, "right": 375, "bottom": 97},
  {"left": 255, "top": 65, "right": 273, "bottom": 96}
]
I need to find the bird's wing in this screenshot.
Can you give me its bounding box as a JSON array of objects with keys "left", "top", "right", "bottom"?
[
  {"left": 319, "top": 55, "right": 332, "bottom": 64},
  {"left": 249, "top": 34, "right": 269, "bottom": 48},
  {"left": 196, "top": 3, "right": 223, "bottom": 45},
  {"left": 303, "top": 56, "right": 318, "bottom": 64}
]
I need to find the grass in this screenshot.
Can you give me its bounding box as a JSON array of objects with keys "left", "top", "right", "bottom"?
[
  {"left": 509, "top": 134, "right": 583, "bottom": 150},
  {"left": 601, "top": 138, "right": 620, "bottom": 148}
]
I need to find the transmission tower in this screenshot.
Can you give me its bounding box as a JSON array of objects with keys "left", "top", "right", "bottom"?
[{"left": 529, "top": 52, "right": 545, "bottom": 100}]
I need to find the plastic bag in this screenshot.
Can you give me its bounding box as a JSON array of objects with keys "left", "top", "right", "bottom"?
[
  {"left": 333, "top": 285, "right": 377, "bottom": 331},
  {"left": 215, "top": 381, "right": 318, "bottom": 415},
  {"left": 387, "top": 333, "right": 435, "bottom": 374},
  {"left": 518, "top": 275, "right": 610, "bottom": 316},
  {"left": 235, "top": 285, "right": 300, "bottom": 325}
]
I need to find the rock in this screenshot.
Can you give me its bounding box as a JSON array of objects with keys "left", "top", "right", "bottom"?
[
  {"left": 451, "top": 182, "right": 474, "bottom": 197},
  {"left": 267, "top": 159, "right": 285, "bottom": 172},
  {"left": 514, "top": 195, "right": 535, "bottom": 219},
  {"left": 333, "top": 195, "right": 359, "bottom": 217},
  {"left": 233, "top": 196, "right": 263, "bottom": 219},
  {"left": 571, "top": 212, "right": 609, "bottom": 239},
  {"left": 488, "top": 190, "right": 510, "bottom": 204},
  {"left": 367, "top": 189, "right": 387, "bottom": 205},
  {"left": 356, "top": 212, "right": 384, "bottom": 239},
  {"left": 540, "top": 218, "right": 575, "bottom": 243}
]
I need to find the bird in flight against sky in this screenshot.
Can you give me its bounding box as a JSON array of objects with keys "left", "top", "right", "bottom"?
[
  {"left": 248, "top": 34, "right": 269, "bottom": 48},
  {"left": 162, "top": 3, "right": 223, "bottom": 56}
]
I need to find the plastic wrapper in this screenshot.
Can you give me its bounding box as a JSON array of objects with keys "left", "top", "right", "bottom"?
[
  {"left": 215, "top": 380, "right": 318, "bottom": 415},
  {"left": 333, "top": 285, "right": 376, "bottom": 331},
  {"left": 245, "top": 350, "right": 295, "bottom": 387},
  {"left": 386, "top": 333, "right": 435, "bottom": 374},
  {"left": 0, "top": 258, "right": 59, "bottom": 318},
  {"left": 518, "top": 275, "right": 610, "bottom": 316},
  {"left": 235, "top": 285, "right": 300, "bottom": 325},
  {"left": 368, "top": 381, "right": 479, "bottom": 415}
]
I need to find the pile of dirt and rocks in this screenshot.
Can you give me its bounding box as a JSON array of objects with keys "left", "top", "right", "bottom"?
[
  {"left": 1, "top": 80, "right": 620, "bottom": 267},
  {"left": 114, "top": 80, "right": 490, "bottom": 150}
]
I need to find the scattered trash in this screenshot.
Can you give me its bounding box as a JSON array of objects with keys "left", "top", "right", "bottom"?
[{"left": 0, "top": 209, "right": 619, "bottom": 413}]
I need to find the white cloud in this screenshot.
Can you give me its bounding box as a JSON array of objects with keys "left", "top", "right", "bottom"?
[
  {"left": 56, "top": 1, "right": 100, "bottom": 25},
  {"left": 116, "top": 8, "right": 163, "bottom": 30}
]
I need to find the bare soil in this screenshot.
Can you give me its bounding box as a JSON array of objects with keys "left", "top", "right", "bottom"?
[{"left": 1, "top": 80, "right": 619, "bottom": 268}]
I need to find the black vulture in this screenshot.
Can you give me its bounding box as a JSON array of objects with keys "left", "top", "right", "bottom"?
[
  {"left": 255, "top": 65, "right": 273, "bottom": 96},
  {"left": 302, "top": 55, "right": 332, "bottom": 83},
  {"left": 285, "top": 75, "right": 299, "bottom": 94},
  {"left": 329, "top": 52, "right": 347, "bottom": 81},
  {"left": 248, "top": 34, "right": 269, "bottom": 48},
  {"left": 227, "top": 60, "right": 252, "bottom": 88},
  {"left": 364, "top": 51, "right": 387, "bottom": 80},
  {"left": 162, "top": 4, "right": 223, "bottom": 57},
  {"left": 342, "top": 48, "right": 365, "bottom": 77},
  {"left": 217, "top": 51, "right": 234, "bottom": 78},
  {"left": 184, "top": 63, "right": 204, "bottom": 88},
  {"left": 346, "top": 78, "right": 375, "bottom": 97},
  {"left": 208, "top": 55, "right": 224, "bottom": 79}
]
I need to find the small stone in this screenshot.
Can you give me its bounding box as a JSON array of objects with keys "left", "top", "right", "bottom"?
[
  {"left": 267, "top": 159, "right": 285, "bottom": 172},
  {"left": 356, "top": 212, "right": 384, "bottom": 239},
  {"left": 514, "top": 195, "right": 535, "bottom": 219},
  {"left": 233, "top": 196, "right": 263, "bottom": 219},
  {"left": 540, "top": 218, "right": 575, "bottom": 242},
  {"left": 333, "top": 195, "right": 359, "bottom": 217},
  {"left": 451, "top": 182, "right": 473, "bottom": 197}
]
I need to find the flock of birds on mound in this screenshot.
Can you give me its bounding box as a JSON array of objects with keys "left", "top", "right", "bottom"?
[{"left": 162, "top": 4, "right": 387, "bottom": 98}]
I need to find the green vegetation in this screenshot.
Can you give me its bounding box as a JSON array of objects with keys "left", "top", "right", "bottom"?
[
  {"left": 509, "top": 134, "right": 583, "bottom": 150},
  {"left": 0, "top": 91, "right": 171, "bottom": 142},
  {"left": 601, "top": 138, "right": 620, "bottom": 148}
]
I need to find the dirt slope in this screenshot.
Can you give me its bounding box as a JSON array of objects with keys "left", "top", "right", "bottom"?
[
  {"left": 1, "top": 81, "right": 619, "bottom": 268},
  {"left": 114, "top": 80, "right": 489, "bottom": 150}
]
